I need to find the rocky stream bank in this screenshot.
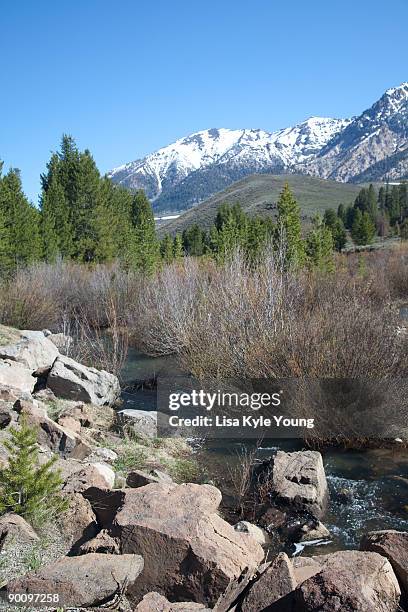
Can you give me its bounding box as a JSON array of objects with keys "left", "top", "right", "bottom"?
[{"left": 0, "top": 325, "right": 407, "bottom": 611}]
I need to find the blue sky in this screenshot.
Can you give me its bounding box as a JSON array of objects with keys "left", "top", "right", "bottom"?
[{"left": 1, "top": 0, "right": 407, "bottom": 202}]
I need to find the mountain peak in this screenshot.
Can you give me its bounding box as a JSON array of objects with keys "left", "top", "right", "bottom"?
[{"left": 109, "top": 82, "right": 408, "bottom": 211}]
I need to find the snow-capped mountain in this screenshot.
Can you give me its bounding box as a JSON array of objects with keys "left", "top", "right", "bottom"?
[
  {"left": 109, "top": 83, "right": 408, "bottom": 211},
  {"left": 306, "top": 82, "right": 408, "bottom": 182}
]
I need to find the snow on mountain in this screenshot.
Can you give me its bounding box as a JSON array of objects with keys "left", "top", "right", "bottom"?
[
  {"left": 306, "top": 82, "right": 408, "bottom": 182},
  {"left": 108, "top": 83, "right": 408, "bottom": 210},
  {"left": 108, "top": 118, "right": 348, "bottom": 205}
]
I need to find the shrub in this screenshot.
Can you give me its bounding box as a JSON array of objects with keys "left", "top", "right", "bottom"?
[{"left": 0, "top": 417, "right": 68, "bottom": 528}]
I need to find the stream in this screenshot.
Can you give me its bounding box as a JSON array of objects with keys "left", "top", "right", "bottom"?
[{"left": 120, "top": 344, "right": 408, "bottom": 556}]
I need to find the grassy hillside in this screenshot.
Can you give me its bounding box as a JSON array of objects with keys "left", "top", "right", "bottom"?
[{"left": 157, "top": 174, "right": 376, "bottom": 236}]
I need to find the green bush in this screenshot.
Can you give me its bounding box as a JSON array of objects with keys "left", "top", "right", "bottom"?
[{"left": 0, "top": 417, "right": 68, "bottom": 528}]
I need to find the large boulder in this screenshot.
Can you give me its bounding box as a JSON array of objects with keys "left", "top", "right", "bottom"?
[
  {"left": 2, "top": 553, "right": 144, "bottom": 608},
  {"left": 78, "top": 530, "right": 120, "bottom": 555},
  {"left": 271, "top": 450, "right": 329, "bottom": 519},
  {"left": 361, "top": 530, "right": 408, "bottom": 594},
  {"left": 47, "top": 355, "right": 120, "bottom": 406},
  {"left": 0, "top": 360, "right": 35, "bottom": 394},
  {"left": 233, "top": 521, "right": 271, "bottom": 546},
  {"left": 111, "top": 483, "right": 264, "bottom": 608},
  {"left": 295, "top": 550, "right": 401, "bottom": 611},
  {"left": 240, "top": 552, "right": 296, "bottom": 612},
  {"left": 0, "top": 330, "right": 59, "bottom": 373},
  {"left": 135, "top": 592, "right": 211, "bottom": 611},
  {"left": 126, "top": 468, "right": 173, "bottom": 488}
]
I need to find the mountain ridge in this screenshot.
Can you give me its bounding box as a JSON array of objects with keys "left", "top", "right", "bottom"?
[{"left": 109, "top": 83, "right": 408, "bottom": 211}]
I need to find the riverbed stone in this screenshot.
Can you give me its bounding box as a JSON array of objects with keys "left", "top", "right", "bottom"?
[
  {"left": 271, "top": 450, "right": 329, "bottom": 518},
  {"left": 240, "top": 552, "right": 296, "bottom": 612},
  {"left": 111, "top": 482, "right": 264, "bottom": 607},
  {"left": 47, "top": 355, "right": 120, "bottom": 406},
  {"left": 3, "top": 553, "right": 144, "bottom": 608},
  {"left": 295, "top": 550, "right": 401, "bottom": 611},
  {"left": 233, "top": 521, "right": 271, "bottom": 546},
  {"left": 361, "top": 530, "right": 408, "bottom": 594}
]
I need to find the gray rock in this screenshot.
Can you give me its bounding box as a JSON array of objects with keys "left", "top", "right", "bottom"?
[
  {"left": 116, "top": 409, "right": 158, "bottom": 438},
  {"left": 271, "top": 450, "right": 329, "bottom": 518},
  {"left": 0, "top": 330, "right": 59, "bottom": 373},
  {"left": 135, "top": 592, "right": 211, "bottom": 611},
  {"left": 0, "top": 360, "right": 35, "bottom": 394},
  {"left": 47, "top": 355, "right": 120, "bottom": 406}
]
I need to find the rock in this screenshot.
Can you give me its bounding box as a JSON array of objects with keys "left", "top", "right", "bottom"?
[
  {"left": 126, "top": 468, "right": 173, "bottom": 488},
  {"left": 62, "top": 463, "right": 116, "bottom": 492},
  {"left": 3, "top": 553, "right": 144, "bottom": 608},
  {"left": 0, "top": 514, "right": 39, "bottom": 551},
  {"left": 271, "top": 450, "right": 329, "bottom": 519},
  {"left": 0, "top": 403, "right": 12, "bottom": 428},
  {"left": 111, "top": 483, "right": 264, "bottom": 608},
  {"left": 240, "top": 552, "right": 296, "bottom": 612},
  {"left": 0, "top": 360, "right": 35, "bottom": 394},
  {"left": 337, "top": 487, "right": 354, "bottom": 504},
  {"left": 57, "top": 493, "right": 98, "bottom": 553},
  {"left": 295, "top": 550, "right": 401, "bottom": 611},
  {"left": 57, "top": 415, "right": 81, "bottom": 434},
  {"left": 116, "top": 409, "right": 158, "bottom": 438},
  {"left": 82, "top": 487, "right": 126, "bottom": 528},
  {"left": 78, "top": 530, "right": 120, "bottom": 555},
  {"left": 87, "top": 447, "right": 118, "bottom": 464},
  {"left": 135, "top": 592, "right": 211, "bottom": 611},
  {"left": 14, "top": 398, "right": 91, "bottom": 458},
  {"left": 0, "top": 384, "right": 25, "bottom": 403},
  {"left": 0, "top": 330, "right": 59, "bottom": 373},
  {"left": 361, "top": 530, "right": 408, "bottom": 594},
  {"left": 292, "top": 557, "right": 322, "bottom": 584},
  {"left": 299, "top": 520, "right": 330, "bottom": 542},
  {"left": 47, "top": 355, "right": 120, "bottom": 406},
  {"left": 233, "top": 521, "right": 271, "bottom": 546}
]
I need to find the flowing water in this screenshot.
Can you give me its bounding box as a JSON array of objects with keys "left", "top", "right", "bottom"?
[{"left": 121, "top": 347, "right": 408, "bottom": 555}]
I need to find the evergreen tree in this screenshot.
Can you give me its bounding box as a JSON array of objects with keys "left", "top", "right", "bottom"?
[
  {"left": 173, "top": 233, "right": 183, "bottom": 259},
  {"left": 378, "top": 186, "right": 386, "bottom": 212},
  {"left": 130, "top": 190, "right": 159, "bottom": 273},
  {"left": 182, "top": 224, "right": 206, "bottom": 256},
  {"left": 351, "top": 209, "right": 376, "bottom": 245},
  {"left": 0, "top": 417, "right": 68, "bottom": 527},
  {"left": 0, "top": 205, "right": 11, "bottom": 276},
  {"left": 160, "top": 234, "right": 175, "bottom": 264},
  {"left": 367, "top": 184, "right": 378, "bottom": 222},
  {"left": 306, "top": 214, "right": 335, "bottom": 273},
  {"left": 275, "top": 183, "right": 305, "bottom": 268},
  {"left": 337, "top": 203, "right": 347, "bottom": 225},
  {"left": 1, "top": 169, "right": 41, "bottom": 267}
]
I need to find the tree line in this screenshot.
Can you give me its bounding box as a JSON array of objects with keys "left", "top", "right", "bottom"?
[
  {"left": 1, "top": 134, "right": 407, "bottom": 278},
  {"left": 0, "top": 135, "right": 160, "bottom": 275}
]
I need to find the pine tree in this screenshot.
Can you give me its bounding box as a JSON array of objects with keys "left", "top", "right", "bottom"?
[
  {"left": 0, "top": 205, "right": 11, "bottom": 276},
  {"left": 367, "top": 184, "right": 378, "bottom": 222},
  {"left": 173, "top": 233, "right": 183, "bottom": 259},
  {"left": 275, "top": 183, "right": 305, "bottom": 268},
  {"left": 0, "top": 417, "right": 68, "bottom": 527},
  {"left": 160, "top": 234, "right": 175, "bottom": 264},
  {"left": 351, "top": 209, "right": 376, "bottom": 245},
  {"left": 306, "top": 214, "right": 335, "bottom": 273},
  {"left": 182, "top": 224, "right": 206, "bottom": 256},
  {"left": 337, "top": 203, "right": 347, "bottom": 225},
  {"left": 130, "top": 190, "right": 159, "bottom": 273}
]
